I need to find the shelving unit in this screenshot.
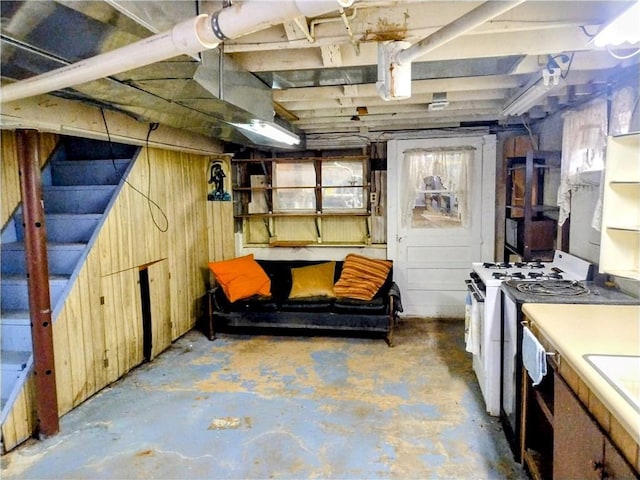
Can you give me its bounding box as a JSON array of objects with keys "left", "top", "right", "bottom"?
[
  {"left": 232, "top": 155, "right": 379, "bottom": 246},
  {"left": 600, "top": 133, "right": 640, "bottom": 280},
  {"left": 504, "top": 150, "right": 561, "bottom": 261}
]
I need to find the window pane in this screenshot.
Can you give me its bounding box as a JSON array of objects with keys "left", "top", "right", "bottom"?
[
  {"left": 402, "top": 149, "right": 471, "bottom": 229},
  {"left": 273, "top": 162, "right": 315, "bottom": 211},
  {"left": 322, "top": 160, "right": 364, "bottom": 210}
]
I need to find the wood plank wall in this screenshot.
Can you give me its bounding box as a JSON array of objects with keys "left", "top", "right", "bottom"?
[
  {"left": 1, "top": 130, "right": 58, "bottom": 226},
  {"left": 1, "top": 136, "right": 235, "bottom": 452}
]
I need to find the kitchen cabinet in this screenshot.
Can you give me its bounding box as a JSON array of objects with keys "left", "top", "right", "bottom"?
[
  {"left": 600, "top": 132, "right": 640, "bottom": 280},
  {"left": 554, "top": 371, "right": 637, "bottom": 480},
  {"left": 504, "top": 150, "right": 561, "bottom": 261},
  {"left": 521, "top": 363, "right": 638, "bottom": 480},
  {"left": 520, "top": 364, "right": 555, "bottom": 480},
  {"left": 519, "top": 306, "right": 640, "bottom": 480}
]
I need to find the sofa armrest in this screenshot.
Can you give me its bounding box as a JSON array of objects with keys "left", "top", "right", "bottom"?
[
  {"left": 388, "top": 282, "right": 403, "bottom": 315},
  {"left": 205, "top": 286, "right": 223, "bottom": 341}
]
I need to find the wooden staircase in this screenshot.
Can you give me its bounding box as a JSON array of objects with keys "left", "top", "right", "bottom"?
[{"left": 0, "top": 137, "right": 137, "bottom": 423}]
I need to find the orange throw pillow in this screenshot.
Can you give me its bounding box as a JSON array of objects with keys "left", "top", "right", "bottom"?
[
  {"left": 333, "top": 254, "right": 392, "bottom": 301},
  {"left": 208, "top": 254, "right": 271, "bottom": 302}
]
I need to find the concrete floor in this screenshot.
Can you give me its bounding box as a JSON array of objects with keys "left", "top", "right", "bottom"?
[{"left": 1, "top": 318, "right": 526, "bottom": 479}]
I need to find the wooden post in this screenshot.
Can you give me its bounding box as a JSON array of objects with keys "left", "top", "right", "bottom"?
[{"left": 16, "top": 129, "right": 60, "bottom": 437}]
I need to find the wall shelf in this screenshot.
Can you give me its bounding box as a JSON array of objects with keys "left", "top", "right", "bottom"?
[
  {"left": 599, "top": 133, "right": 640, "bottom": 280},
  {"left": 504, "top": 150, "right": 561, "bottom": 261},
  {"left": 232, "top": 155, "right": 385, "bottom": 246}
]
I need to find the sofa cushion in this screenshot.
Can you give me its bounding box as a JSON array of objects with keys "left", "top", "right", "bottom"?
[
  {"left": 213, "top": 288, "right": 278, "bottom": 313},
  {"left": 228, "top": 296, "right": 279, "bottom": 313},
  {"left": 333, "top": 296, "right": 388, "bottom": 315},
  {"left": 208, "top": 254, "right": 271, "bottom": 302},
  {"left": 288, "top": 261, "right": 336, "bottom": 299},
  {"left": 279, "top": 296, "right": 334, "bottom": 313},
  {"left": 333, "top": 254, "right": 393, "bottom": 301}
]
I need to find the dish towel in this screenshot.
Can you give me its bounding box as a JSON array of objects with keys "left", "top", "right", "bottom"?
[
  {"left": 522, "top": 326, "right": 547, "bottom": 386},
  {"left": 465, "top": 295, "right": 480, "bottom": 355}
]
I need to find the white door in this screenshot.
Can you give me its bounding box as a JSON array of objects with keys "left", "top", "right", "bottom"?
[{"left": 388, "top": 135, "right": 495, "bottom": 317}]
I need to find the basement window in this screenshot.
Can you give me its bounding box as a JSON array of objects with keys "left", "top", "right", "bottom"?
[
  {"left": 234, "top": 155, "right": 375, "bottom": 246},
  {"left": 272, "top": 158, "right": 365, "bottom": 213}
]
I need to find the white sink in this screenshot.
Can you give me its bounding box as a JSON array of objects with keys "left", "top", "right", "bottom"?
[{"left": 585, "top": 354, "right": 640, "bottom": 412}]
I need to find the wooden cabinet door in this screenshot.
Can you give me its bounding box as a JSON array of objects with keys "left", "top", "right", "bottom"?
[
  {"left": 148, "top": 259, "right": 171, "bottom": 359},
  {"left": 554, "top": 373, "right": 603, "bottom": 479},
  {"left": 603, "top": 435, "right": 638, "bottom": 480}
]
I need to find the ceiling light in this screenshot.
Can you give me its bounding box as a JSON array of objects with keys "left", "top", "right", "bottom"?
[
  {"left": 231, "top": 120, "right": 300, "bottom": 146},
  {"left": 501, "top": 67, "right": 563, "bottom": 117},
  {"left": 593, "top": 1, "right": 640, "bottom": 47}
]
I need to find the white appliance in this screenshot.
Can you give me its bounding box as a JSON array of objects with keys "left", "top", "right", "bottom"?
[{"left": 465, "top": 250, "right": 592, "bottom": 416}]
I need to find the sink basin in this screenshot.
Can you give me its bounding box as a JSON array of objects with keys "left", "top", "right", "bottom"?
[{"left": 584, "top": 354, "right": 640, "bottom": 413}]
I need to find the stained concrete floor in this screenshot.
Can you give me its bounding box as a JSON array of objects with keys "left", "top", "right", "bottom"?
[{"left": 1, "top": 318, "right": 526, "bottom": 479}]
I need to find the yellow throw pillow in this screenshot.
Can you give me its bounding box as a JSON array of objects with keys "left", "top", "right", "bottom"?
[
  {"left": 208, "top": 254, "right": 271, "bottom": 303},
  {"left": 288, "top": 261, "right": 336, "bottom": 299},
  {"left": 333, "top": 254, "right": 392, "bottom": 301}
]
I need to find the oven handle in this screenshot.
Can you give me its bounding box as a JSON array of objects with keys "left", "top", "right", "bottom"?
[{"left": 465, "top": 280, "right": 484, "bottom": 303}]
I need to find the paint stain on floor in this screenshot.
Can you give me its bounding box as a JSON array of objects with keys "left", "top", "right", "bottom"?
[{"left": 1, "top": 318, "right": 527, "bottom": 479}]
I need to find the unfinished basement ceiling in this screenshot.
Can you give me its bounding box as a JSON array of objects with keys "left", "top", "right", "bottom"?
[{"left": 1, "top": 1, "right": 639, "bottom": 150}]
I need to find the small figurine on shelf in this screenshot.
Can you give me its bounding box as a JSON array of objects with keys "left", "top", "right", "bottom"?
[{"left": 207, "top": 161, "right": 231, "bottom": 201}]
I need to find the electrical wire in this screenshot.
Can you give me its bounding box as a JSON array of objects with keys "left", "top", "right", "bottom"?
[
  {"left": 520, "top": 117, "right": 539, "bottom": 150},
  {"left": 100, "top": 109, "right": 169, "bottom": 232},
  {"left": 606, "top": 46, "right": 640, "bottom": 59}
]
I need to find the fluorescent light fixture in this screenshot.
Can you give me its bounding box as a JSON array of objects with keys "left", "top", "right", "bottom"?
[
  {"left": 231, "top": 120, "right": 300, "bottom": 146},
  {"left": 593, "top": 1, "right": 640, "bottom": 47},
  {"left": 501, "top": 68, "right": 563, "bottom": 117}
]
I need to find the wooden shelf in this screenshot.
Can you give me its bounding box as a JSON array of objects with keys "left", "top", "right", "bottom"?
[
  {"left": 235, "top": 211, "right": 370, "bottom": 218},
  {"left": 600, "top": 133, "right": 640, "bottom": 279},
  {"left": 504, "top": 150, "right": 561, "bottom": 261},
  {"left": 533, "top": 389, "right": 554, "bottom": 426},
  {"left": 233, "top": 185, "right": 368, "bottom": 191},
  {"left": 523, "top": 449, "right": 546, "bottom": 480},
  {"left": 607, "top": 225, "right": 640, "bottom": 232},
  {"left": 233, "top": 155, "right": 368, "bottom": 164},
  {"left": 232, "top": 155, "right": 384, "bottom": 246}
]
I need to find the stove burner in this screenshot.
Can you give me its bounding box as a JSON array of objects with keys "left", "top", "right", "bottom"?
[
  {"left": 484, "top": 262, "right": 512, "bottom": 269},
  {"left": 492, "top": 271, "right": 527, "bottom": 280},
  {"left": 514, "top": 280, "right": 589, "bottom": 296},
  {"left": 514, "top": 261, "right": 545, "bottom": 269}
]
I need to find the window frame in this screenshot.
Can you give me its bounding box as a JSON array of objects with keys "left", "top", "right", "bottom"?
[{"left": 272, "top": 157, "right": 368, "bottom": 215}]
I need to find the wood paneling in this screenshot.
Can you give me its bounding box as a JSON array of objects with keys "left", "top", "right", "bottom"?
[
  {"left": 1, "top": 130, "right": 58, "bottom": 227},
  {"left": 1, "top": 137, "right": 234, "bottom": 452}
]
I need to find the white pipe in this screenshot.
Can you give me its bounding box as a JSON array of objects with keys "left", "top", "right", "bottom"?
[
  {"left": 0, "top": 0, "right": 353, "bottom": 104},
  {"left": 397, "top": 0, "right": 525, "bottom": 65}
]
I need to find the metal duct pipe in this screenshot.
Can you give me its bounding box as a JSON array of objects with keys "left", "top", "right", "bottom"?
[
  {"left": 397, "top": 0, "right": 525, "bottom": 65},
  {"left": 0, "top": 0, "right": 353, "bottom": 104}
]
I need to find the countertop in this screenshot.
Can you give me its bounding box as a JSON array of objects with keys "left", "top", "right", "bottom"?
[
  {"left": 521, "top": 303, "right": 640, "bottom": 445},
  {"left": 502, "top": 280, "right": 640, "bottom": 305}
]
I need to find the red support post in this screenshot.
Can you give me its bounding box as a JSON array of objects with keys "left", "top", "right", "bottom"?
[{"left": 16, "top": 129, "right": 60, "bottom": 437}]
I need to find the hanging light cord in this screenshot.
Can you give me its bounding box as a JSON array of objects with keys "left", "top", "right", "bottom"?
[{"left": 100, "top": 109, "right": 169, "bottom": 232}]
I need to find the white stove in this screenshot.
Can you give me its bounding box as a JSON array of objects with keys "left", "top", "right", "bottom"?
[{"left": 465, "top": 250, "right": 592, "bottom": 415}]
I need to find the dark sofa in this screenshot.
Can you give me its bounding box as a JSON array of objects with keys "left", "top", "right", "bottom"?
[{"left": 204, "top": 259, "right": 402, "bottom": 346}]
